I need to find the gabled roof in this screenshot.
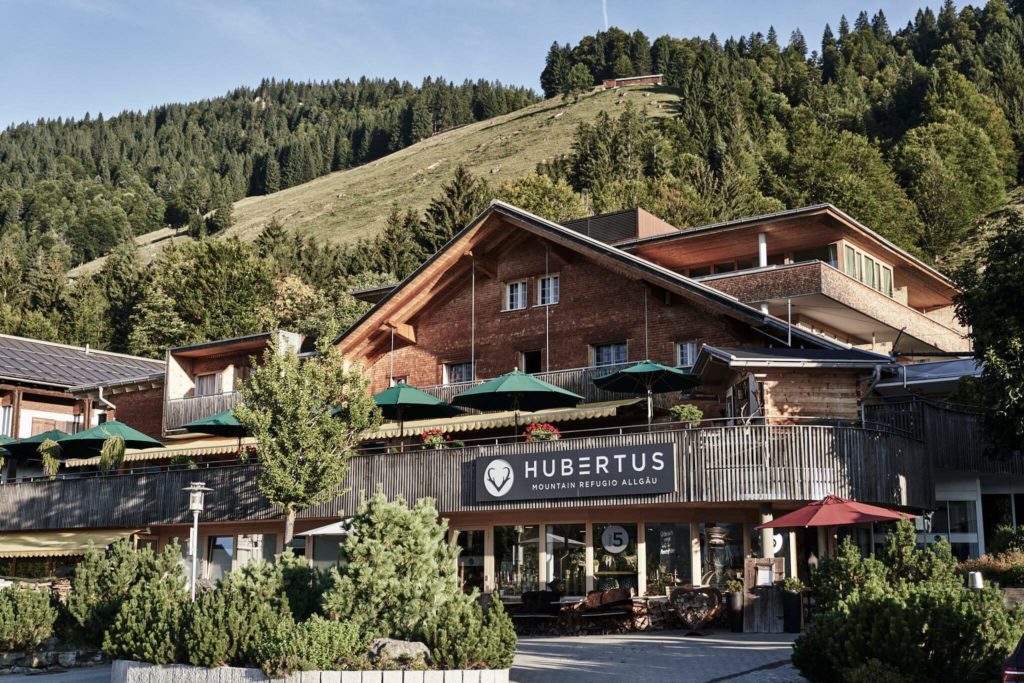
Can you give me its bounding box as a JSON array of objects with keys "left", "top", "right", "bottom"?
[
  {"left": 0, "top": 334, "right": 164, "bottom": 390},
  {"left": 334, "top": 201, "right": 850, "bottom": 354}
]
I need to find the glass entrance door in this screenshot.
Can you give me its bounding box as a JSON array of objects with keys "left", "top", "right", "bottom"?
[{"left": 455, "top": 529, "right": 485, "bottom": 594}]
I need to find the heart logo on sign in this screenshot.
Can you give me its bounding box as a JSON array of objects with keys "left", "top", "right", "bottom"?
[{"left": 483, "top": 459, "right": 514, "bottom": 497}]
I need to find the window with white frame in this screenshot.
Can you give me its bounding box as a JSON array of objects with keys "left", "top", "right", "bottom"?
[
  {"left": 444, "top": 362, "right": 474, "bottom": 384},
  {"left": 504, "top": 280, "right": 527, "bottom": 311},
  {"left": 676, "top": 341, "right": 697, "bottom": 368},
  {"left": 592, "top": 342, "right": 627, "bottom": 367},
  {"left": 537, "top": 274, "right": 559, "bottom": 306},
  {"left": 195, "top": 373, "right": 221, "bottom": 397}
]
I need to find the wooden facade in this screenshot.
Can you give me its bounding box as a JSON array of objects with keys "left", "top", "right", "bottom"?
[{"left": 0, "top": 421, "right": 932, "bottom": 532}]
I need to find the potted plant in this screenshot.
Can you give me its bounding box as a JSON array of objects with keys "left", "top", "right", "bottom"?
[
  {"left": 669, "top": 404, "right": 703, "bottom": 428},
  {"left": 420, "top": 428, "right": 451, "bottom": 449},
  {"left": 524, "top": 422, "right": 560, "bottom": 441},
  {"left": 782, "top": 576, "right": 805, "bottom": 633},
  {"left": 724, "top": 578, "right": 744, "bottom": 632}
]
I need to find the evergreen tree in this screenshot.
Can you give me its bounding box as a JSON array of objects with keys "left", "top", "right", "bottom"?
[
  {"left": 562, "top": 63, "right": 595, "bottom": 101},
  {"left": 418, "top": 165, "right": 489, "bottom": 254},
  {"left": 127, "top": 283, "right": 190, "bottom": 357}
]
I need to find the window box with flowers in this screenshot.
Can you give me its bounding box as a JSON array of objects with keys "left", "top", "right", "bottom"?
[
  {"left": 524, "top": 423, "right": 561, "bottom": 441},
  {"left": 420, "top": 428, "right": 463, "bottom": 449}
]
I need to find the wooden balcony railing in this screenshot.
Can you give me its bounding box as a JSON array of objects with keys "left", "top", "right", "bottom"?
[
  {"left": 165, "top": 392, "right": 242, "bottom": 432},
  {"left": 419, "top": 364, "right": 682, "bottom": 408},
  {"left": 0, "top": 422, "right": 930, "bottom": 531}
]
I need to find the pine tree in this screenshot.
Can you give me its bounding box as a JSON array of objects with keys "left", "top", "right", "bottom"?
[
  {"left": 540, "top": 42, "right": 571, "bottom": 98},
  {"left": 418, "top": 165, "right": 489, "bottom": 253},
  {"left": 562, "top": 63, "right": 595, "bottom": 102},
  {"left": 127, "top": 282, "right": 190, "bottom": 357}
]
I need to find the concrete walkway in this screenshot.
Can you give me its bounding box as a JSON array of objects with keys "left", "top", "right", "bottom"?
[{"left": 512, "top": 631, "right": 806, "bottom": 683}]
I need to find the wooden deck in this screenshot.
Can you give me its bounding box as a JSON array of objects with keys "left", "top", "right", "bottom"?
[{"left": 0, "top": 422, "right": 931, "bottom": 531}]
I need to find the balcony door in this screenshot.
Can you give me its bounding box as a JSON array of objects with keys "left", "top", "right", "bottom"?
[
  {"left": 519, "top": 350, "right": 542, "bottom": 375},
  {"left": 195, "top": 373, "right": 222, "bottom": 397}
]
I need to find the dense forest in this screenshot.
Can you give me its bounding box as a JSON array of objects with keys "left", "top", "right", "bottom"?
[
  {"left": 0, "top": 77, "right": 536, "bottom": 264},
  {"left": 539, "top": 0, "right": 1024, "bottom": 263},
  {"left": 1, "top": 0, "right": 1023, "bottom": 358}
]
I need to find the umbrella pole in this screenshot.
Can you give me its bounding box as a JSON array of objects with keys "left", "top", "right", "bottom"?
[
  {"left": 398, "top": 408, "right": 404, "bottom": 453},
  {"left": 647, "top": 387, "right": 653, "bottom": 432}
]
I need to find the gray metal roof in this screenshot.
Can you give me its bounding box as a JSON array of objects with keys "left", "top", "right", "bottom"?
[
  {"left": 0, "top": 335, "right": 164, "bottom": 389},
  {"left": 876, "top": 358, "right": 981, "bottom": 388},
  {"left": 696, "top": 346, "right": 892, "bottom": 372}
]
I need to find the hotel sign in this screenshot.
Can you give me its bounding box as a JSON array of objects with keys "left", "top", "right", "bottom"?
[{"left": 475, "top": 442, "right": 676, "bottom": 503}]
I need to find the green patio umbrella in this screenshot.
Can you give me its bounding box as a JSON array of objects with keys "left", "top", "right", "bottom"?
[
  {"left": 372, "top": 384, "right": 461, "bottom": 439},
  {"left": 5, "top": 429, "right": 71, "bottom": 459},
  {"left": 593, "top": 360, "right": 701, "bottom": 428},
  {"left": 452, "top": 370, "right": 584, "bottom": 434},
  {"left": 0, "top": 435, "right": 16, "bottom": 457},
  {"left": 183, "top": 409, "right": 247, "bottom": 438},
  {"left": 57, "top": 420, "right": 164, "bottom": 453}
]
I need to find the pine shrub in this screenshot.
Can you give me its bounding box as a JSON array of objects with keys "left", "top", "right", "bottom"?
[
  {"left": 67, "top": 539, "right": 173, "bottom": 647},
  {"left": 793, "top": 520, "right": 1024, "bottom": 683},
  {"left": 181, "top": 561, "right": 292, "bottom": 667},
  {"left": 101, "top": 547, "right": 188, "bottom": 665},
  {"left": 253, "top": 615, "right": 365, "bottom": 677},
  {"left": 278, "top": 550, "right": 331, "bottom": 621},
  {"left": 0, "top": 585, "right": 57, "bottom": 652},
  {"left": 422, "top": 595, "right": 516, "bottom": 670},
  {"left": 321, "top": 493, "right": 460, "bottom": 639}
]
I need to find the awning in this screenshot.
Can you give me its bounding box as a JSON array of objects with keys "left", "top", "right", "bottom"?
[
  {"left": 301, "top": 520, "right": 351, "bottom": 536},
  {"left": 64, "top": 436, "right": 254, "bottom": 468},
  {"left": 0, "top": 529, "right": 139, "bottom": 558},
  {"left": 368, "top": 398, "right": 643, "bottom": 438}
]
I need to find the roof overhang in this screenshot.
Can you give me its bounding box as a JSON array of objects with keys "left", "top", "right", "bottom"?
[
  {"left": 69, "top": 372, "right": 166, "bottom": 399},
  {"left": 694, "top": 345, "right": 892, "bottom": 381}
]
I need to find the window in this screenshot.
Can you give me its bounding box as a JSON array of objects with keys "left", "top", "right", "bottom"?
[
  {"left": 593, "top": 522, "right": 638, "bottom": 593},
  {"left": 546, "top": 524, "right": 586, "bottom": 596},
  {"left": 195, "top": 373, "right": 221, "bottom": 397},
  {"left": 645, "top": 523, "right": 692, "bottom": 593},
  {"left": 233, "top": 365, "right": 250, "bottom": 391},
  {"left": 536, "top": 274, "right": 559, "bottom": 306},
  {"left": 207, "top": 536, "right": 234, "bottom": 582},
  {"left": 881, "top": 266, "right": 893, "bottom": 297},
  {"left": 843, "top": 243, "right": 895, "bottom": 297},
  {"left": 592, "top": 342, "right": 627, "bottom": 367},
  {"left": 504, "top": 280, "right": 527, "bottom": 311},
  {"left": 862, "top": 255, "right": 876, "bottom": 289},
  {"left": 311, "top": 535, "right": 345, "bottom": 572},
  {"left": 444, "top": 362, "right": 474, "bottom": 384},
  {"left": 519, "top": 350, "right": 542, "bottom": 374},
  {"left": 932, "top": 500, "right": 977, "bottom": 534},
  {"left": 844, "top": 245, "right": 858, "bottom": 277},
  {"left": 494, "top": 525, "right": 539, "bottom": 599},
  {"left": 676, "top": 341, "right": 697, "bottom": 368},
  {"left": 713, "top": 262, "right": 735, "bottom": 274},
  {"left": 389, "top": 376, "right": 408, "bottom": 386},
  {"left": 687, "top": 265, "right": 712, "bottom": 278},
  {"left": 791, "top": 244, "right": 838, "bottom": 268},
  {"left": 455, "top": 529, "right": 485, "bottom": 594}
]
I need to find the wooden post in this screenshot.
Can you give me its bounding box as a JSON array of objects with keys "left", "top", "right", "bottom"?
[
  {"left": 483, "top": 526, "right": 495, "bottom": 593},
  {"left": 637, "top": 519, "right": 647, "bottom": 596},
  {"left": 689, "top": 522, "right": 702, "bottom": 585},
  {"left": 817, "top": 526, "right": 829, "bottom": 559},
  {"left": 584, "top": 522, "right": 594, "bottom": 593},
  {"left": 10, "top": 388, "right": 22, "bottom": 438},
  {"left": 537, "top": 523, "right": 547, "bottom": 587},
  {"left": 759, "top": 503, "right": 774, "bottom": 559}
]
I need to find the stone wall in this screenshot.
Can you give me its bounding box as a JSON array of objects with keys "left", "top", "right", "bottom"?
[{"left": 112, "top": 660, "right": 511, "bottom": 683}]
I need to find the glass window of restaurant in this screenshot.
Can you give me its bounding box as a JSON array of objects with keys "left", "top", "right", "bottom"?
[
  {"left": 593, "top": 523, "right": 638, "bottom": 593},
  {"left": 494, "top": 525, "right": 540, "bottom": 600},
  {"left": 312, "top": 535, "right": 346, "bottom": 572},
  {"left": 207, "top": 536, "right": 234, "bottom": 582},
  {"left": 700, "top": 522, "right": 744, "bottom": 589},
  {"left": 645, "top": 523, "right": 691, "bottom": 595},
  {"left": 455, "top": 530, "right": 486, "bottom": 594},
  {"left": 546, "top": 524, "right": 587, "bottom": 596}
]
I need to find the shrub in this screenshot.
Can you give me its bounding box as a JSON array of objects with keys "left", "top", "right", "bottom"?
[
  {"left": 669, "top": 404, "right": 703, "bottom": 426},
  {"left": 793, "top": 520, "right": 1024, "bottom": 683},
  {"left": 254, "top": 615, "right": 365, "bottom": 677},
  {"left": 278, "top": 550, "right": 331, "bottom": 621},
  {"left": 68, "top": 539, "right": 176, "bottom": 647},
  {"left": 102, "top": 545, "right": 188, "bottom": 665},
  {"left": 422, "top": 594, "right": 515, "bottom": 670},
  {"left": 523, "top": 423, "right": 560, "bottom": 441},
  {"left": 986, "top": 524, "right": 1024, "bottom": 556},
  {"left": 961, "top": 549, "right": 1024, "bottom": 586},
  {"left": 0, "top": 585, "right": 57, "bottom": 652},
  {"left": 182, "top": 561, "right": 292, "bottom": 667},
  {"left": 321, "top": 493, "right": 460, "bottom": 640}
]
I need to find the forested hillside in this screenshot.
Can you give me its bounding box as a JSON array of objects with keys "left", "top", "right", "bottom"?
[
  {"left": 539, "top": 0, "right": 1024, "bottom": 262},
  {"left": 1, "top": 0, "right": 1022, "bottom": 358},
  {"left": 0, "top": 77, "right": 536, "bottom": 265}
]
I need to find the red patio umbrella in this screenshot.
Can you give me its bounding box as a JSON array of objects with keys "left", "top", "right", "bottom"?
[{"left": 756, "top": 495, "right": 915, "bottom": 529}]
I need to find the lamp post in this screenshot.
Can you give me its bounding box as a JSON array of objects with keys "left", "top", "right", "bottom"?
[{"left": 183, "top": 482, "right": 213, "bottom": 600}]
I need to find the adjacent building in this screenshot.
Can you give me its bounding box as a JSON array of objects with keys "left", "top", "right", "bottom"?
[{"left": 0, "top": 201, "right": 1007, "bottom": 603}]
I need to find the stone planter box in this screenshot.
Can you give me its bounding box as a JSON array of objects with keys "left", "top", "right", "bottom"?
[
  {"left": 0, "top": 648, "right": 105, "bottom": 674},
  {"left": 113, "top": 660, "right": 511, "bottom": 683}
]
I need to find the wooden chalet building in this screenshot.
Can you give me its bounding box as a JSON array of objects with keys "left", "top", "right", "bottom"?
[{"left": 0, "top": 201, "right": 1008, "bottom": 599}]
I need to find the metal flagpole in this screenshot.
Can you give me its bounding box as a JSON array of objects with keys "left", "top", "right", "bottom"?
[
  {"left": 545, "top": 246, "right": 550, "bottom": 371},
  {"left": 644, "top": 288, "right": 649, "bottom": 359}
]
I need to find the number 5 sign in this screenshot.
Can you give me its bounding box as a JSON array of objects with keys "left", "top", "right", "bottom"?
[{"left": 601, "top": 525, "right": 629, "bottom": 554}]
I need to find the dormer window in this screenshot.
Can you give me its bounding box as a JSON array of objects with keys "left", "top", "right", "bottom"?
[{"left": 504, "top": 281, "right": 527, "bottom": 311}]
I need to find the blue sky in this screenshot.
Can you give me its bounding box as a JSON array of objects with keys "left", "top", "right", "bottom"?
[{"left": 1, "top": 0, "right": 930, "bottom": 128}]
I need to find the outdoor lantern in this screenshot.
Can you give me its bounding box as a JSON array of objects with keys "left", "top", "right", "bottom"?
[
  {"left": 807, "top": 552, "right": 819, "bottom": 573},
  {"left": 185, "top": 481, "right": 212, "bottom": 513},
  {"left": 968, "top": 571, "right": 984, "bottom": 590}
]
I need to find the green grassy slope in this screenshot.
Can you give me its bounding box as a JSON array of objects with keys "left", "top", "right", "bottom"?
[{"left": 70, "top": 86, "right": 679, "bottom": 276}]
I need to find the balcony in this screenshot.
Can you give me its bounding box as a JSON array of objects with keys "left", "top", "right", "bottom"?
[
  {"left": 165, "top": 391, "right": 242, "bottom": 432},
  {"left": 419, "top": 364, "right": 682, "bottom": 409},
  {"left": 702, "top": 262, "right": 970, "bottom": 353},
  {"left": 0, "top": 421, "right": 933, "bottom": 531}
]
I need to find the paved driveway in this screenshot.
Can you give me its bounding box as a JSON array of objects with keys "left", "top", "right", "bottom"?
[{"left": 512, "top": 631, "right": 806, "bottom": 683}]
